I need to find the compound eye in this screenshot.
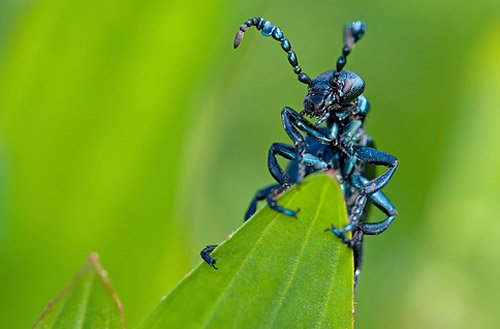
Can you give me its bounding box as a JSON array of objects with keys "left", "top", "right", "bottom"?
[
  {"left": 342, "top": 79, "right": 353, "bottom": 94},
  {"left": 341, "top": 76, "right": 365, "bottom": 103}
]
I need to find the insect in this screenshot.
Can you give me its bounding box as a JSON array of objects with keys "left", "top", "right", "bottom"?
[{"left": 201, "top": 17, "right": 398, "bottom": 284}]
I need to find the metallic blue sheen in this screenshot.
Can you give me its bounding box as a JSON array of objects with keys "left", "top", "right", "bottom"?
[
  {"left": 287, "top": 51, "right": 298, "bottom": 67},
  {"left": 281, "top": 39, "right": 291, "bottom": 52},
  {"left": 201, "top": 17, "right": 398, "bottom": 288},
  {"left": 261, "top": 20, "right": 274, "bottom": 36},
  {"left": 272, "top": 27, "right": 283, "bottom": 40}
]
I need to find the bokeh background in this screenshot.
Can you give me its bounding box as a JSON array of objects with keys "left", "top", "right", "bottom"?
[{"left": 1, "top": 0, "right": 500, "bottom": 328}]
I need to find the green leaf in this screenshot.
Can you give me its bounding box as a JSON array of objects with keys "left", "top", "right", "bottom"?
[
  {"left": 33, "top": 253, "right": 125, "bottom": 329},
  {"left": 138, "top": 173, "right": 353, "bottom": 329}
]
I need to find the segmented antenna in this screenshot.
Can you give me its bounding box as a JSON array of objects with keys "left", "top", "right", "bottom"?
[
  {"left": 234, "top": 17, "right": 312, "bottom": 86},
  {"left": 335, "top": 21, "right": 366, "bottom": 76}
]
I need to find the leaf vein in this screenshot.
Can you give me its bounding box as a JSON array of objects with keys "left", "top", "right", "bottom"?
[
  {"left": 315, "top": 235, "right": 342, "bottom": 328},
  {"left": 200, "top": 192, "right": 301, "bottom": 329},
  {"left": 73, "top": 270, "right": 95, "bottom": 329},
  {"left": 264, "top": 179, "right": 330, "bottom": 328}
]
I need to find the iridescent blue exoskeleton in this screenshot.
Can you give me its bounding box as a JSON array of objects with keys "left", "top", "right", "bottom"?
[{"left": 201, "top": 17, "right": 398, "bottom": 285}]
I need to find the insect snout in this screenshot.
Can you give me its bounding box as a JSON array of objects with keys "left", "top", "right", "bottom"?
[
  {"left": 303, "top": 92, "right": 325, "bottom": 112},
  {"left": 303, "top": 87, "right": 335, "bottom": 117}
]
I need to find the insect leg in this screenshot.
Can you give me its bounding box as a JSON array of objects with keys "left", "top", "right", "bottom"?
[
  {"left": 266, "top": 185, "right": 298, "bottom": 217},
  {"left": 351, "top": 175, "right": 397, "bottom": 235},
  {"left": 281, "top": 107, "right": 335, "bottom": 182},
  {"left": 282, "top": 107, "right": 335, "bottom": 143},
  {"left": 200, "top": 245, "right": 219, "bottom": 269},
  {"left": 267, "top": 143, "right": 300, "bottom": 217},
  {"left": 200, "top": 128, "right": 330, "bottom": 269},
  {"left": 337, "top": 183, "right": 396, "bottom": 286},
  {"left": 361, "top": 193, "right": 397, "bottom": 235},
  {"left": 325, "top": 223, "right": 364, "bottom": 286},
  {"left": 268, "top": 142, "right": 328, "bottom": 217},
  {"left": 351, "top": 145, "right": 398, "bottom": 194},
  {"left": 352, "top": 229, "right": 364, "bottom": 287},
  {"left": 244, "top": 184, "right": 280, "bottom": 221},
  {"left": 268, "top": 143, "right": 298, "bottom": 185},
  {"left": 327, "top": 187, "right": 397, "bottom": 239},
  {"left": 328, "top": 146, "right": 398, "bottom": 245},
  {"left": 268, "top": 143, "right": 329, "bottom": 183}
]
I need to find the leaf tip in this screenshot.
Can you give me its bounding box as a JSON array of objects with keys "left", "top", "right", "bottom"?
[
  {"left": 88, "top": 252, "right": 109, "bottom": 281},
  {"left": 87, "top": 253, "right": 126, "bottom": 328},
  {"left": 89, "top": 251, "right": 100, "bottom": 263},
  {"left": 32, "top": 252, "right": 127, "bottom": 329}
]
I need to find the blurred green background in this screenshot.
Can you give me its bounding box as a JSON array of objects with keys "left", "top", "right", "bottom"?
[{"left": 1, "top": 0, "right": 500, "bottom": 328}]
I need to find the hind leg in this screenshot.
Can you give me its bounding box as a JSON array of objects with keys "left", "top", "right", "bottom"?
[
  {"left": 327, "top": 173, "right": 398, "bottom": 283},
  {"left": 353, "top": 174, "right": 397, "bottom": 235},
  {"left": 330, "top": 146, "right": 398, "bottom": 243},
  {"left": 328, "top": 179, "right": 397, "bottom": 245}
]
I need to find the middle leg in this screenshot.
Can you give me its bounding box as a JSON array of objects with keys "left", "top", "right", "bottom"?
[
  {"left": 267, "top": 142, "right": 329, "bottom": 217},
  {"left": 244, "top": 184, "right": 279, "bottom": 221}
]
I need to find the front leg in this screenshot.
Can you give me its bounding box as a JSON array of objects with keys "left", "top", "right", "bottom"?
[
  {"left": 281, "top": 107, "right": 335, "bottom": 143},
  {"left": 281, "top": 107, "right": 336, "bottom": 181}
]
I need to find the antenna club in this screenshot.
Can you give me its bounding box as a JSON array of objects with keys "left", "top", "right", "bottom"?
[{"left": 336, "top": 20, "right": 367, "bottom": 75}]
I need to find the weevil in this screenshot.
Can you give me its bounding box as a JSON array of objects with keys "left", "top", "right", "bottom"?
[{"left": 201, "top": 17, "right": 398, "bottom": 284}]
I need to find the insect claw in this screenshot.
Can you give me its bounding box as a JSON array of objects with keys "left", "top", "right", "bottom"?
[
  {"left": 210, "top": 259, "right": 220, "bottom": 270},
  {"left": 324, "top": 223, "right": 335, "bottom": 232}
]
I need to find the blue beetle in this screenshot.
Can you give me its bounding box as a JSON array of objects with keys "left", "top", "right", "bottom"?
[{"left": 202, "top": 17, "right": 398, "bottom": 285}]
